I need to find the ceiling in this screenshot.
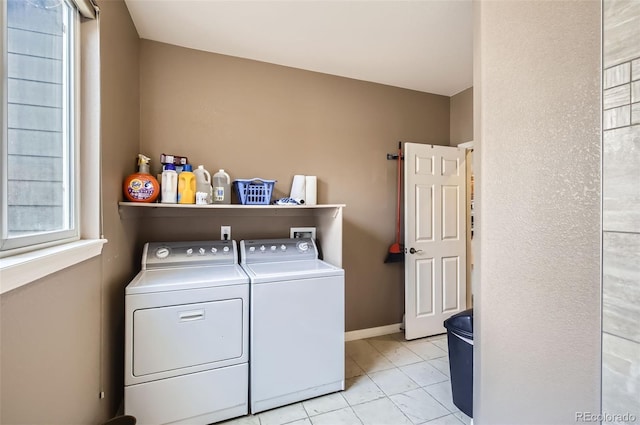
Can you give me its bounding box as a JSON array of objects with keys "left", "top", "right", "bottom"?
[{"left": 123, "top": 0, "right": 473, "bottom": 97}]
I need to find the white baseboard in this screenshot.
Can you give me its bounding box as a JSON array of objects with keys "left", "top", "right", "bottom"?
[{"left": 344, "top": 323, "right": 403, "bottom": 341}]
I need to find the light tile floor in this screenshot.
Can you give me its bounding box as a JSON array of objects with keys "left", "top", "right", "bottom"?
[{"left": 221, "top": 332, "right": 472, "bottom": 425}]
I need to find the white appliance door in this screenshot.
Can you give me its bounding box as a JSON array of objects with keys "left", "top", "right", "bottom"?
[
  {"left": 404, "top": 143, "right": 466, "bottom": 339},
  {"left": 133, "top": 298, "right": 244, "bottom": 376},
  {"left": 251, "top": 275, "right": 345, "bottom": 413},
  {"left": 125, "top": 364, "right": 248, "bottom": 425}
]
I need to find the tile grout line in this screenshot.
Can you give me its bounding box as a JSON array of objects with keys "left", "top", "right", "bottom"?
[
  {"left": 353, "top": 336, "right": 459, "bottom": 425},
  {"left": 421, "top": 382, "right": 463, "bottom": 417},
  {"left": 347, "top": 404, "right": 366, "bottom": 425},
  {"left": 343, "top": 334, "right": 471, "bottom": 425},
  {"left": 602, "top": 330, "right": 640, "bottom": 346},
  {"left": 240, "top": 335, "right": 457, "bottom": 425}
]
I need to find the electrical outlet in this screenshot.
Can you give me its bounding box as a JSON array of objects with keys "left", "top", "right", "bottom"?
[{"left": 221, "top": 225, "right": 231, "bottom": 241}]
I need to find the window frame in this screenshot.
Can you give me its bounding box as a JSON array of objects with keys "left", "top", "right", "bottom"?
[
  {"left": 0, "top": 0, "right": 106, "bottom": 293},
  {"left": 0, "top": 0, "right": 81, "bottom": 255}
]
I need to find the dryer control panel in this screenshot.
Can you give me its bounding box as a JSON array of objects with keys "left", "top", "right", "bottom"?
[
  {"left": 240, "top": 238, "right": 319, "bottom": 263},
  {"left": 142, "top": 240, "right": 237, "bottom": 270}
]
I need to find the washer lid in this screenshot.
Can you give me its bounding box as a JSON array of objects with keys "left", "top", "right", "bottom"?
[
  {"left": 241, "top": 260, "right": 344, "bottom": 284},
  {"left": 126, "top": 264, "right": 249, "bottom": 295}
]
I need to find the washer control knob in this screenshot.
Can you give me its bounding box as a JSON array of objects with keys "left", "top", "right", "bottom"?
[
  {"left": 155, "top": 247, "right": 170, "bottom": 259},
  {"left": 281, "top": 245, "right": 287, "bottom": 251},
  {"left": 198, "top": 248, "right": 206, "bottom": 256},
  {"left": 249, "top": 246, "right": 256, "bottom": 253},
  {"left": 296, "top": 241, "right": 309, "bottom": 252},
  {"left": 186, "top": 248, "right": 193, "bottom": 256},
  {"left": 223, "top": 246, "right": 230, "bottom": 253},
  {"left": 260, "top": 245, "right": 266, "bottom": 252},
  {"left": 270, "top": 245, "right": 277, "bottom": 251},
  {"left": 211, "top": 247, "right": 217, "bottom": 254}
]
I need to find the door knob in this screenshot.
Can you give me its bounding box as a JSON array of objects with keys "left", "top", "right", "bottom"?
[{"left": 409, "top": 247, "right": 423, "bottom": 254}]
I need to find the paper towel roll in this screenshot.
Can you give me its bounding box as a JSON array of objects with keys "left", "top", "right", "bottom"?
[
  {"left": 290, "top": 175, "right": 306, "bottom": 200},
  {"left": 305, "top": 176, "right": 317, "bottom": 205}
]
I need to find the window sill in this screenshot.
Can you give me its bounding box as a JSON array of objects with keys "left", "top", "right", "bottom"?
[{"left": 0, "top": 239, "right": 107, "bottom": 294}]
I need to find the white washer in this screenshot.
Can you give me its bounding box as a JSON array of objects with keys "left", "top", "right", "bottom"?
[
  {"left": 125, "top": 240, "right": 249, "bottom": 425},
  {"left": 240, "top": 238, "right": 345, "bottom": 414}
]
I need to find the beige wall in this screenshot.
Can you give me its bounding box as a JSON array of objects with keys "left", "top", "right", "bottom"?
[
  {"left": 139, "top": 40, "right": 450, "bottom": 331},
  {"left": 474, "top": 1, "right": 601, "bottom": 423},
  {"left": 98, "top": 0, "right": 141, "bottom": 418},
  {"left": 1, "top": 4, "right": 506, "bottom": 422},
  {"left": 450, "top": 87, "right": 473, "bottom": 146},
  {"left": 1, "top": 258, "right": 102, "bottom": 424},
  {"left": 0, "top": 1, "right": 140, "bottom": 423}
]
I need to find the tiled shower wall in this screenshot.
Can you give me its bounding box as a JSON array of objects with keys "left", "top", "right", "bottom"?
[{"left": 602, "top": 1, "right": 640, "bottom": 422}]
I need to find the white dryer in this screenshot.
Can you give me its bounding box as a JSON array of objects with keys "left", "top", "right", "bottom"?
[
  {"left": 125, "top": 240, "right": 249, "bottom": 425},
  {"left": 240, "top": 238, "right": 345, "bottom": 414}
]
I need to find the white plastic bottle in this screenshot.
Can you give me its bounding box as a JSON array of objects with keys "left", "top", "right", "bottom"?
[
  {"left": 212, "top": 169, "right": 231, "bottom": 204},
  {"left": 161, "top": 163, "right": 178, "bottom": 203},
  {"left": 194, "top": 165, "right": 213, "bottom": 204}
]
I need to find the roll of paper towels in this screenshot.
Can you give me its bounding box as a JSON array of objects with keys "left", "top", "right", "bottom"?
[
  {"left": 290, "top": 175, "right": 306, "bottom": 200},
  {"left": 305, "top": 176, "right": 317, "bottom": 205}
]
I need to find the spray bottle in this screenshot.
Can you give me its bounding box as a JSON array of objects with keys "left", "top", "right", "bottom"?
[{"left": 123, "top": 154, "right": 160, "bottom": 203}]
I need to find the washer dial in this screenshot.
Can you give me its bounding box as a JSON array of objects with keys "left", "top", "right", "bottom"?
[{"left": 155, "top": 247, "right": 170, "bottom": 259}]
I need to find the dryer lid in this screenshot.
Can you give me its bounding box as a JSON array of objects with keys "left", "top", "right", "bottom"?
[{"left": 126, "top": 264, "right": 249, "bottom": 294}]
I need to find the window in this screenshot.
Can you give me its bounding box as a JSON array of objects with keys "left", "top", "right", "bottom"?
[
  {"left": 0, "top": 0, "right": 103, "bottom": 294},
  {"left": 1, "top": 0, "right": 79, "bottom": 254}
]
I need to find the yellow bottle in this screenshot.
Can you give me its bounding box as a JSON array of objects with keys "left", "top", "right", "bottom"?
[{"left": 178, "top": 164, "right": 196, "bottom": 204}]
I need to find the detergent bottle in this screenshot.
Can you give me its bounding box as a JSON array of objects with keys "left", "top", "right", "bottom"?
[
  {"left": 178, "top": 164, "right": 196, "bottom": 204},
  {"left": 212, "top": 169, "right": 231, "bottom": 204},
  {"left": 194, "top": 165, "right": 213, "bottom": 204},
  {"left": 123, "top": 154, "right": 160, "bottom": 203},
  {"left": 161, "top": 163, "right": 178, "bottom": 203}
]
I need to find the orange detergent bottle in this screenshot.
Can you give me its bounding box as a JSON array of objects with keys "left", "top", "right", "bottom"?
[{"left": 123, "top": 154, "right": 160, "bottom": 203}]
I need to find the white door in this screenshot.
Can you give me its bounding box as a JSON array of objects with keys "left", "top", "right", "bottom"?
[{"left": 404, "top": 143, "right": 466, "bottom": 339}]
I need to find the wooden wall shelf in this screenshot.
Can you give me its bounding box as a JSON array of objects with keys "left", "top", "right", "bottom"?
[{"left": 117, "top": 202, "right": 345, "bottom": 266}]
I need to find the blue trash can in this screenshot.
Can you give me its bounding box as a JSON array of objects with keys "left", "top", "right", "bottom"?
[{"left": 444, "top": 308, "right": 473, "bottom": 418}]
